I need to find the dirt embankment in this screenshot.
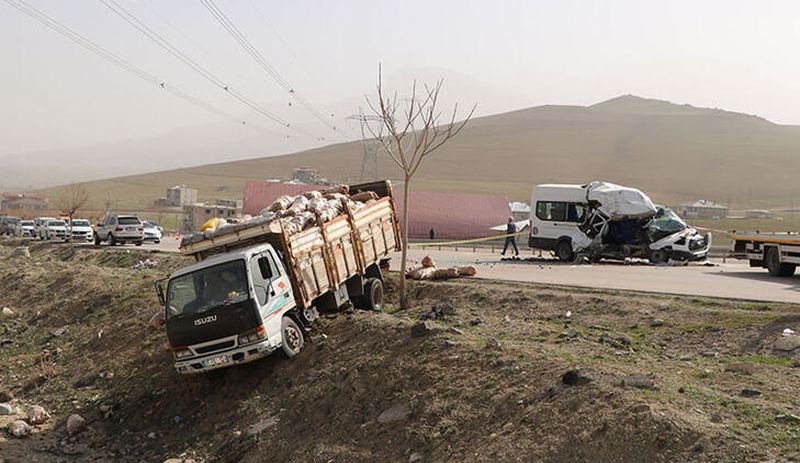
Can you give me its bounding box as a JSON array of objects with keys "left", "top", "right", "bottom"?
[{"left": 0, "top": 240, "right": 799, "bottom": 462}]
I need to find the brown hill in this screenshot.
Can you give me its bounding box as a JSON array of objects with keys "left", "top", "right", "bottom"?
[{"left": 38, "top": 95, "right": 800, "bottom": 212}]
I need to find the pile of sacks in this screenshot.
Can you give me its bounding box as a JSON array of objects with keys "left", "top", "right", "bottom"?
[
  {"left": 259, "top": 185, "right": 379, "bottom": 235},
  {"left": 406, "top": 255, "right": 478, "bottom": 281}
]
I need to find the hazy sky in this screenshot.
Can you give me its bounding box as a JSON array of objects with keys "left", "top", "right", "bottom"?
[{"left": 3, "top": 0, "right": 800, "bottom": 157}]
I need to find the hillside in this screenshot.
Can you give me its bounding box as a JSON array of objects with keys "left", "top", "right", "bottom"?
[
  {"left": 37, "top": 95, "right": 800, "bottom": 211},
  {"left": 2, "top": 241, "right": 799, "bottom": 461}
]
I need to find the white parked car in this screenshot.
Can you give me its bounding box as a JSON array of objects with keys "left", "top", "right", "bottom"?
[
  {"left": 44, "top": 220, "right": 69, "bottom": 242},
  {"left": 143, "top": 221, "right": 163, "bottom": 244},
  {"left": 69, "top": 219, "right": 94, "bottom": 242},
  {"left": 34, "top": 217, "right": 56, "bottom": 240},
  {"left": 16, "top": 220, "right": 35, "bottom": 238},
  {"left": 94, "top": 214, "right": 144, "bottom": 246}
]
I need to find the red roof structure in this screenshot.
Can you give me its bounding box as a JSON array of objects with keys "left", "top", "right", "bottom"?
[
  {"left": 394, "top": 191, "right": 510, "bottom": 240},
  {"left": 242, "top": 182, "right": 316, "bottom": 216},
  {"left": 243, "top": 181, "right": 510, "bottom": 241}
]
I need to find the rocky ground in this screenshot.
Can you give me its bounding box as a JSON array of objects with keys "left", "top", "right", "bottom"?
[{"left": 0, "top": 239, "right": 799, "bottom": 462}]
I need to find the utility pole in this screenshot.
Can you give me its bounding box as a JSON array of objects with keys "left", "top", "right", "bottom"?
[{"left": 346, "top": 110, "right": 382, "bottom": 181}]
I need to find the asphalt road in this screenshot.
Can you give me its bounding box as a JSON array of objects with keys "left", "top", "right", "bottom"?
[
  {"left": 398, "top": 248, "right": 800, "bottom": 304},
  {"left": 110, "top": 238, "right": 800, "bottom": 304}
]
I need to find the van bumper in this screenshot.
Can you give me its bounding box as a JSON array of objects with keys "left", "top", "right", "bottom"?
[{"left": 174, "top": 339, "right": 276, "bottom": 374}]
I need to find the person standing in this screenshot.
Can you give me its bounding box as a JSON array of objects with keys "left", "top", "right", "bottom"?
[{"left": 501, "top": 217, "right": 519, "bottom": 256}]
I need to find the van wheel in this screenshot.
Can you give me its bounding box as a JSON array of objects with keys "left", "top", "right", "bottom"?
[
  {"left": 766, "top": 247, "right": 796, "bottom": 277},
  {"left": 281, "top": 316, "right": 304, "bottom": 358},
  {"left": 649, "top": 249, "right": 669, "bottom": 264},
  {"left": 555, "top": 240, "right": 574, "bottom": 262},
  {"left": 364, "top": 278, "right": 384, "bottom": 312}
]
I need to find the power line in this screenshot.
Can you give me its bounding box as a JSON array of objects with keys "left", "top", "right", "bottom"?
[
  {"left": 199, "top": 0, "right": 351, "bottom": 141},
  {"left": 2, "top": 0, "right": 286, "bottom": 137},
  {"left": 96, "top": 0, "right": 320, "bottom": 140}
]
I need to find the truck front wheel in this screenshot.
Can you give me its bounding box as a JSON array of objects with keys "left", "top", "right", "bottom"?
[
  {"left": 281, "top": 316, "right": 304, "bottom": 358},
  {"left": 364, "top": 278, "right": 384, "bottom": 312},
  {"left": 766, "top": 247, "right": 796, "bottom": 277}
]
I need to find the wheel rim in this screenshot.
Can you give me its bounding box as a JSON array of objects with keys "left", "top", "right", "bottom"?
[
  {"left": 284, "top": 325, "right": 301, "bottom": 351},
  {"left": 373, "top": 284, "right": 384, "bottom": 310}
]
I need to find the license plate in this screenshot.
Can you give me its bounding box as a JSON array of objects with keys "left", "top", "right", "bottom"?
[
  {"left": 205, "top": 355, "right": 230, "bottom": 367},
  {"left": 126, "top": 227, "right": 136, "bottom": 231}
]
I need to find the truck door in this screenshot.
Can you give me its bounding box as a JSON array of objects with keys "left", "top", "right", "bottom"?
[{"left": 249, "top": 250, "right": 294, "bottom": 321}]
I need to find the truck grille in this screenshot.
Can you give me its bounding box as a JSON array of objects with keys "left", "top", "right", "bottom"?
[{"left": 195, "top": 340, "right": 235, "bottom": 354}]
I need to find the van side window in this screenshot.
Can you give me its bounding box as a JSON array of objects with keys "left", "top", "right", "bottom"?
[
  {"left": 567, "top": 204, "right": 587, "bottom": 223},
  {"left": 536, "top": 202, "right": 567, "bottom": 221}
]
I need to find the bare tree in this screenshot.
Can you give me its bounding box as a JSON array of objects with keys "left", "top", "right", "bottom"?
[
  {"left": 56, "top": 183, "right": 90, "bottom": 229},
  {"left": 366, "top": 65, "right": 475, "bottom": 309}
]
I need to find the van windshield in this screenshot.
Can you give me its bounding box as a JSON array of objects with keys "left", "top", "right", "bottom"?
[
  {"left": 645, "top": 207, "right": 687, "bottom": 241},
  {"left": 166, "top": 260, "right": 250, "bottom": 319}
]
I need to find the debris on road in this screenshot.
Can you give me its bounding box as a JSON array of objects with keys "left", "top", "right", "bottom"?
[{"left": 406, "top": 256, "right": 477, "bottom": 281}]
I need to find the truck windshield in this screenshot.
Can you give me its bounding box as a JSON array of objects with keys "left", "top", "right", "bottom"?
[
  {"left": 166, "top": 260, "right": 250, "bottom": 319},
  {"left": 645, "top": 207, "right": 687, "bottom": 242}
]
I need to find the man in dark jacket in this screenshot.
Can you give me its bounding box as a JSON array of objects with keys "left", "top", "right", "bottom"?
[{"left": 501, "top": 217, "right": 519, "bottom": 256}]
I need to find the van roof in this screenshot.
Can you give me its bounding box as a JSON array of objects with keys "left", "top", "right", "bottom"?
[{"left": 532, "top": 184, "right": 587, "bottom": 203}]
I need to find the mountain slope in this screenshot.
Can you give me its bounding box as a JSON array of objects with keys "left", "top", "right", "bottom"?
[{"left": 37, "top": 95, "right": 800, "bottom": 211}]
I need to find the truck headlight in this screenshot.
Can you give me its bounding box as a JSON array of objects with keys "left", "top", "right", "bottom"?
[
  {"left": 173, "top": 347, "right": 192, "bottom": 359},
  {"left": 238, "top": 324, "right": 267, "bottom": 345}
]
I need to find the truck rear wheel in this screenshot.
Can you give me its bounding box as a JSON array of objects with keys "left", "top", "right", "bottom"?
[
  {"left": 364, "top": 278, "right": 384, "bottom": 312},
  {"left": 766, "top": 247, "right": 796, "bottom": 277},
  {"left": 281, "top": 316, "right": 304, "bottom": 358}
]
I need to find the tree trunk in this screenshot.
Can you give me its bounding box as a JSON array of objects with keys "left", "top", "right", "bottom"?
[{"left": 399, "top": 176, "right": 411, "bottom": 309}]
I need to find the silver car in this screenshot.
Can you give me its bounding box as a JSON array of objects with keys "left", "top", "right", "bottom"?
[{"left": 94, "top": 215, "right": 144, "bottom": 246}]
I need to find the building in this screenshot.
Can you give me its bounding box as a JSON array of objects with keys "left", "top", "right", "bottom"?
[
  {"left": 745, "top": 209, "right": 773, "bottom": 219},
  {"left": 182, "top": 202, "right": 241, "bottom": 232},
  {"left": 242, "top": 181, "right": 511, "bottom": 240},
  {"left": 676, "top": 200, "right": 728, "bottom": 220},
  {"left": 1, "top": 193, "right": 48, "bottom": 217},
  {"left": 156, "top": 185, "right": 198, "bottom": 208},
  {"left": 292, "top": 167, "right": 321, "bottom": 185},
  {"left": 242, "top": 181, "right": 318, "bottom": 215},
  {"left": 394, "top": 191, "right": 511, "bottom": 240},
  {"left": 510, "top": 201, "right": 531, "bottom": 221}
]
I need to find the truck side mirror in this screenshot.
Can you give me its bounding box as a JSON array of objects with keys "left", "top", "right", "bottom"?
[{"left": 154, "top": 278, "right": 167, "bottom": 305}]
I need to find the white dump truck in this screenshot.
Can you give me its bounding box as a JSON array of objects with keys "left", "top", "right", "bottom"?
[
  {"left": 156, "top": 181, "right": 401, "bottom": 374},
  {"left": 731, "top": 232, "right": 800, "bottom": 277}
]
